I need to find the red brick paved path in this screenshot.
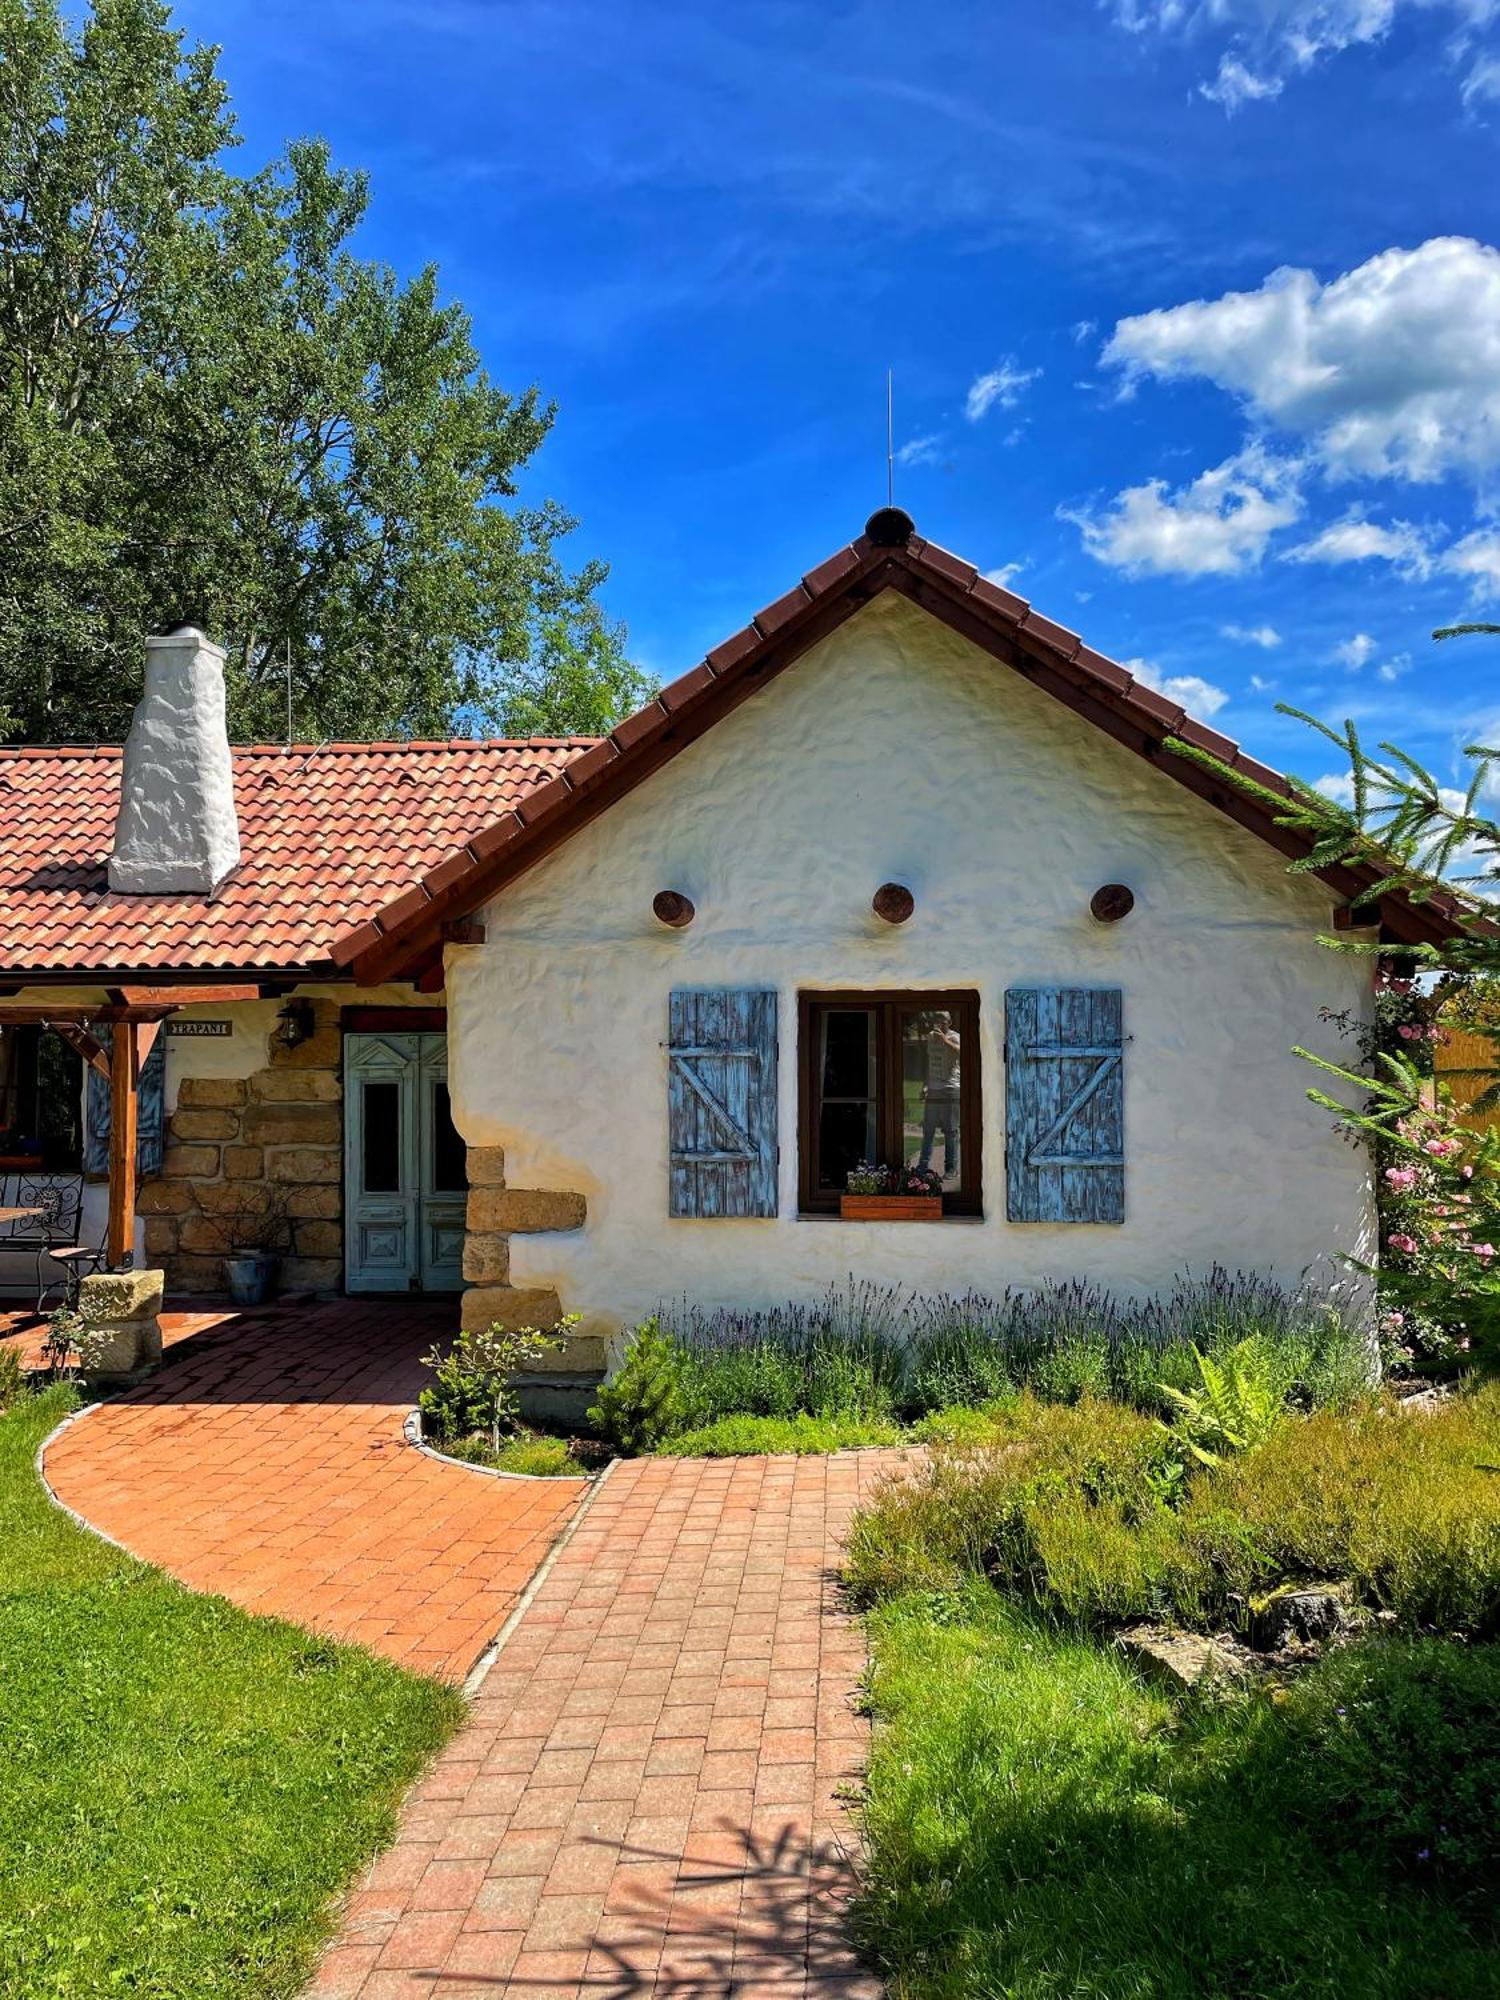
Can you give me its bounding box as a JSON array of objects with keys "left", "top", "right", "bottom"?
[
  {"left": 311, "top": 1449, "right": 905, "bottom": 2000},
  {"left": 40, "top": 1300, "right": 586, "bottom": 1682}
]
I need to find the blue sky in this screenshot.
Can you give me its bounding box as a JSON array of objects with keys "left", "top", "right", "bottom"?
[{"left": 174, "top": 0, "right": 1500, "bottom": 791}]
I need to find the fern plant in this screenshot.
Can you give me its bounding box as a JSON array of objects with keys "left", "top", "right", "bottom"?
[
  {"left": 589, "top": 1317, "right": 688, "bottom": 1453},
  {"left": 1158, "top": 1339, "right": 1283, "bottom": 1467}
]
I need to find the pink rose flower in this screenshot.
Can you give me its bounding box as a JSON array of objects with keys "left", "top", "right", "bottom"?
[{"left": 1387, "top": 1233, "right": 1419, "bottom": 1255}]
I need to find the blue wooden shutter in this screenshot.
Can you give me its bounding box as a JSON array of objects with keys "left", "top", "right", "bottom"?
[
  {"left": 84, "top": 1034, "right": 166, "bottom": 1178},
  {"left": 668, "top": 990, "right": 777, "bottom": 1218},
  {"left": 1005, "top": 987, "right": 1124, "bottom": 1223}
]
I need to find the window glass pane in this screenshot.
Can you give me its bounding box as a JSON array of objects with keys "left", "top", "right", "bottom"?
[
  {"left": 429, "top": 1081, "right": 467, "bottom": 1192},
  {"left": 820, "top": 1009, "right": 875, "bottom": 1099},
  {"left": 817, "top": 1010, "right": 876, "bottom": 1189},
  {"left": 362, "top": 1080, "right": 402, "bottom": 1192},
  {"left": 901, "top": 1007, "right": 964, "bottom": 1192}
]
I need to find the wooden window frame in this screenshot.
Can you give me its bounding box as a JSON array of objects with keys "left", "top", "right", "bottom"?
[{"left": 797, "top": 989, "right": 982, "bottom": 1216}]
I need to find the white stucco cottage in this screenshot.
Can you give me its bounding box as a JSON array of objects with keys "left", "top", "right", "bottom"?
[{"left": 0, "top": 509, "right": 1467, "bottom": 1387}]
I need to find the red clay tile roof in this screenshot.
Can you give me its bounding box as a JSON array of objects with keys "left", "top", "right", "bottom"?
[
  {"left": 0, "top": 739, "right": 597, "bottom": 975},
  {"left": 330, "top": 511, "right": 1474, "bottom": 982}
]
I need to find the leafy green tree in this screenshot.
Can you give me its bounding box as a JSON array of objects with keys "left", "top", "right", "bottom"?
[
  {"left": 0, "top": 0, "right": 650, "bottom": 743},
  {"left": 1173, "top": 623, "right": 1500, "bottom": 1364}
]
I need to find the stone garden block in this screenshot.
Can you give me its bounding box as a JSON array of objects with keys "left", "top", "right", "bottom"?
[
  {"left": 169, "top": 1107, "right": 240, "bottom": 1141},
  {"left": 284, "top": 1183, "right": 342, "bottom": 1218},
  {"left": 76, "top": 1268, "right": 165, "bottom": 1382},
  {"left": 465, "top": 1146, "right": 506, "bottom": 1186},
  {"left": 222, "top": 1145, "right": 266, "bottom": 1180},
  {"left": 241, "top": 1102, "right": 342, "bottom": 1147},
  {"left": 248, "top": 1067, "right": 342, "bottom": 1103},
  {"left": 177, "top": 1076, "right": 247, "bottom": 1108},
  {"left": 138, "top": 1180, "right": 195, "bottom": 1214},
  {"left": 161, "top": 1143, "right": 221, "bottom": 1178},
  {"left": 267, "top": 1146, "right": 342, "bottom": 1184}
]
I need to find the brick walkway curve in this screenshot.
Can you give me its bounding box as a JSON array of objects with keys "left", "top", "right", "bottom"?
[
  {"left": 28, "top": 1303, "right": 905, "bottom": 1994},
  {"left": 311, "top": 1449, "right": 902, "bottom": 2000},
  {"left": 40, "top": 1300, "right": 586, "bottom": 1683}
]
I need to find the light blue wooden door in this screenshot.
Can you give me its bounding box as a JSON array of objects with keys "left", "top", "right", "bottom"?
[
  {"left": 344, "top": 1032, "right": 468, "bottom": 1293},
  {"left": 416, "top": 1037, "right": 466, "bottom": 1291},
  {"left": 345, "top": 1033, "right": 420, "bottom": 1292}
]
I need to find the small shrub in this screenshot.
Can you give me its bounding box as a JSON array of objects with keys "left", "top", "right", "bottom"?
[
  {"left": 435, "top": 1430, "right": 579, "bottom": 1476},
  {"left": 1158, "top": 1338, "right": 1285, "bottom": 1467},
  {"left": 850, "top": 1382, "right": 1500, "bottom": 1636},
  {"left": 656, "top": 1410, "right": 902, "bottom": 1457},
  {"left": 589, "top": 1317, "right": 688, "bottom": 1453},
  {"left": 1282, "top": 1638, "right": 1500, "bottom": 1898},
  {"left": 419, "top": 1316, "right": 572, "bottom": 1452},
  {"left": 0, "top": 1345, "right": 23, "bottom": 1412}
]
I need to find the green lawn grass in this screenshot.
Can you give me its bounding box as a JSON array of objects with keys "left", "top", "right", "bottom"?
[
  {"left": 856, "top": 1583, "right": 1500, "bottom": 2000},
  {"left": 0, "top": 1385, "right": 464, "bottom": 1998}
]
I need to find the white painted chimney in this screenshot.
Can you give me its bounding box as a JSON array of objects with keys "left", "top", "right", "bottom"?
[{"left": 108, "top": 625, "right": 241, "bottom": 895}]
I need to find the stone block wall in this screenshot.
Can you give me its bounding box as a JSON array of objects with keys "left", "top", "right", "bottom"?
[
  {"left": 138, "top": 998, "right": 345, "bottom": 1294},
  {"left": 460, "top": 1146, "right": 603, "bottom": 1375}
]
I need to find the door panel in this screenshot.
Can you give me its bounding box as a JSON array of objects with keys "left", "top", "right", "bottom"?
[
  {"left": 344, "top": 1030, "right": 467, "bottom": 1293},
  {"left": 417, "top": 1039, "right": 466, "bottom": 1291}
]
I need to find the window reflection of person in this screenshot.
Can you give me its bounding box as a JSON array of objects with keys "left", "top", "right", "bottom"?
[{"left": 916, "top": 1014, "right": 960, "bottom": 1182}]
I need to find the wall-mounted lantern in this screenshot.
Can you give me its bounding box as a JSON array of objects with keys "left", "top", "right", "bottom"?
[
  {"left": 652, "top": 890, "right": 695, "bottom": 929},
  {"left": 872, "top": 882, "right": 915, "bottom": 924},
  {"left": 272, "top": 997, "right": 316, "bottom": 1051},
  {"left": 1090, "top": 884, "right": 1135, "bottom": 924}
]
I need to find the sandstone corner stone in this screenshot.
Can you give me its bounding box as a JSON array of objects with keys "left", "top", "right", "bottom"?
[
  {"left": 465, "top": 1187, "right": 586, "bottom": 1234},
  {"left": 464, "top": 1146, "right": 506, "bottom": 1186},
  {"left": 80, "top": 1268, "right": 164, "bottom": 1323},
  {"left": 461, "top": 1232, "right": 510, "bottom": 1284},
  {"left": 460, "top": 1284, "right": 564, "bottom": 1333}
]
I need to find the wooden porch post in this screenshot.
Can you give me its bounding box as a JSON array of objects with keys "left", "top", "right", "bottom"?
[{"left": 106, "top": 1021, "right": 140, "bottom": 1268}]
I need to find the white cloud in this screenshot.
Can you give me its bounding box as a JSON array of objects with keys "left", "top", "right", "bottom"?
[
  {"left": 1220, "top": 621, "right": 1283, "bottom": 647},
  {"left": 1108, "top": 3, "right": 1500, "bottom": 113},
  {"left": 965, "top": 357, "right": 1040, "bottom": 422},
  {"left": 1378, "top": 652, "right": 1413, "bottom": 681},
  {"left": 1200, "top": 53, "right": 1285, "bottom": 108},
  {"left": 1282, "top": 514, "right": 1437, "bottom": 576},
  {"left": 1440, "top": 527, "right": 1500, "bottom": 598},
  {"left": 896, "top": 433, "right": 944, "bottom": 468},
  {"left": 985, "top": 562, "right": 1024, "bottom": 590},
  {"left": 1123, "top": 655, "right": 1231, "bottom": 715},
  {"left": 1313, "top": 769, "right": 1357, "bottom": 807},
  {"left": 1333, "top": 631, "right": 1378, "bottom": 668},
  {"left": 1072, "top": 319, "right": 1098, "bottom": 344},
  {"left": 1103, "top": 238, "right": 1500, "bottom": 485},
  {"left": 1062, "top": 444, "right": 1302, "bottom": 577},
  {"left": 1464, "top": 51, "right": 1500, "bottom": 102},
  {"left": 1250, "top": 673, "right": 1276, "bottom": 691}
]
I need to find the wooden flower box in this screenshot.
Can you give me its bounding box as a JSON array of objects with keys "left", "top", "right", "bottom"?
[{"left": 839, "top": 1194, "right": 943, "bottom": 1221}]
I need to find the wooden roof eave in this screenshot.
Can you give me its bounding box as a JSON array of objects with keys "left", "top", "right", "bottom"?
[{"left": 333, "top": 522, "right": 1473, "bottom": 980}]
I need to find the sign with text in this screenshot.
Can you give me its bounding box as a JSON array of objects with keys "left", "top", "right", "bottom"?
[{"left": 165, "top": 1019, "right": 233, "bottom": 1038}]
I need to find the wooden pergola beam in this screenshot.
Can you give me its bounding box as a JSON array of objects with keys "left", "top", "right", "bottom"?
[
  {"left": 107, "top": 1020, "right": 143, "bottom": 1268},
  {"left": 106, "top": 983, "right": 267, "bottom": 1007},
  {"left": 48, "top": 1021, "right": 112, "bottom": 1080}
]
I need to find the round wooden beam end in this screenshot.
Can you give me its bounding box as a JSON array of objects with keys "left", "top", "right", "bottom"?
[
  {"left": 652, "top": 889, "right": 695, "bottom": 929},
  {"left": 872, "top": 881, "right": 915, "bottom": 925},
  {"left": 1090, "top": 883, "right": 1135, "bottom": 924}
]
